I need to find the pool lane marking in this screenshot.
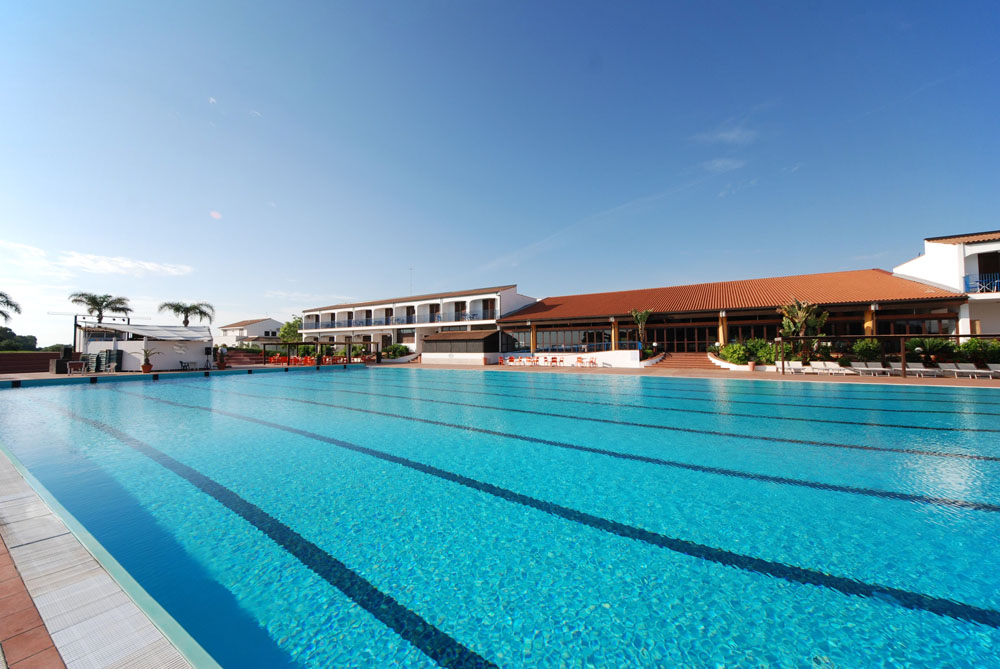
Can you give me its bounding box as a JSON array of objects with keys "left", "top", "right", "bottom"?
[
  {"left": 403, "top": 368, "right": 1000, "bottom": 407},
  {"left": 104, "top": 388, "right": 1000, "bottom": 630},
  {"left": 396, "top": 374, "right": 1000, "bottom": 417},
  {"left": 303, "top": 376, "right": 1000, "bottom": 434},
  {"left": 169, "top": 382, "right": 1000, "bottom": 513},
  {"left": 44, "top": 404, "right": 496, "bottom": 669},
  {"left": 234, "top": 378, "right": 1000, "bottom": 463}
]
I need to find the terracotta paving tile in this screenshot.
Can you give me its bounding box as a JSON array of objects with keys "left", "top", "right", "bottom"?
[
  {"left": 0, "top": 552, "right": 16, "bottom": 571},
  {"left": 2, "top": 624, "right": 53, "bottom": 664},
  {"left": 0, "top": 563, "right": 18, "bottom": 583},
  {"left": 0, "top": 589, "right": 35, "bottom": 617},
  {"left": 0, "top": 575, "right": 25, "bottom": 599},
  {"left": 10, "top": 645, "right": 65, "bottom": 669},
  {"left": 0, "top": 606, "right": 43, "bottom": 641}
]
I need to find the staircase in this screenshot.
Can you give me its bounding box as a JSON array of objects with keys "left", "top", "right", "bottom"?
[
  {"left": 224, "top": 350, "right": 264, "bottom": 366},
  {"left": 653, "top": 352, "right": 717, "bottom": 370}
]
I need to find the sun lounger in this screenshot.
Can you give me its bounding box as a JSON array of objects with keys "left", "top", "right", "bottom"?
[
  {"left": 955, "top": 362, "right": 991, "bottom": 378},
  {"left": 908, "top": 362, "right": 942, "bottom": 377},
  {"left": 987, "top": 364, "right": 1000, "bottom": 379},
  {"left": 809, "top": 361, "right": 830, "bottom": 374},
  {"left": 866, "top": 362, "right": 890, "bottom": 376},
  {"left": 935, "top": 363, "right": 960, "bottom": 377},
  {"left": 850, "top": 361, "right": 877, "bottom": 375}
]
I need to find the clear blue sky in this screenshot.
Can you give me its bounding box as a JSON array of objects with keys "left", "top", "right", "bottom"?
[{"left": 2, "top": 1, "right": 998, "bottom": 344}]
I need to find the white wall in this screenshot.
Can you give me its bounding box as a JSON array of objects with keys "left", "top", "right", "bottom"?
[
  {"left": 422, "top": 352, "right": 495, "bottom": 365},
  {"left": 893, "top": 241, "right": 966, "bottom": 292},
  {"left": 498, "top": 288, "right": 537, "bottom": 316},
  {"left": 500, "top": 350, "right": 642, "bottom": 368},
  {"left": 82, "top": 339, "right": 213, "bottom": 372},
  {"left": 970, "top": 299, "right": 1000, "bottom": 334}
]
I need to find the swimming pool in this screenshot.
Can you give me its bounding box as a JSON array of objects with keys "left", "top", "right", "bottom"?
[{"left": 1, "top": 367, "right": 998, "bottom": 667}]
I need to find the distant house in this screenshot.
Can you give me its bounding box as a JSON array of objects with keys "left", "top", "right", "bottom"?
[{"left": 217, "top": 318, "right": 284, "bottom": 347}]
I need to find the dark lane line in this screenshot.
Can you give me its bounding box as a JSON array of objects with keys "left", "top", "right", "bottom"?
[
  {"left": 397, "top": 374, "right": 1000, "bottom": 417},
  {"left": 311, "top": 376, "right": 999, "bottom": 434},
  {"left": 43, "top": 402, "right": 495, "bottom": 669},
  {"left": 110, "top": 387, "right": 1000, "bottom": 630},
  {"left": 172, "top": 382, "right": 1000, "bottom": 513},
  {"left": 437, "top": 370, "right": 1000, "bottom": 407},
  {"left": 243, "top": 378, "right": 1000, "bottom": 462}
]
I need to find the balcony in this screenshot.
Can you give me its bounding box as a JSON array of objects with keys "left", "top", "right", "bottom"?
[
  {"left": 300, "top": 310, "right": 500, "bottom": 330},
  {"left": 964, "top": 273, "right": 1000, "bottom": 294}
]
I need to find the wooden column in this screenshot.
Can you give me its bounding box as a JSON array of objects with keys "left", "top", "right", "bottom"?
[
  {"left": 529, "top": 324, "right": 537, "bottom": 354},
  {"left": 717, "top": 311, "right": 728, "bottom": 346},
  {"left": 611, "top": 319, "right": 619, "bottom": 350},
  {"left": 863, "top": 308, "right": 876, "bottom": 336}
]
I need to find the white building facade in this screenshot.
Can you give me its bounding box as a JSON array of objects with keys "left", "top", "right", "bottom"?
[
  {"left": 299, "top": 285, "right": 536, "bottom": 353},
  {"left": 894, "top": 230, "right": 1000, "bottom": 335},
  {"left": 216, "top": 318, "right": 284, "bottom": 347}
]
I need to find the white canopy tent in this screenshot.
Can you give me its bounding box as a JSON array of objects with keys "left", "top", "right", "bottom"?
[{"left": 81, "top": 323, "right": 213, "bottom": 341}]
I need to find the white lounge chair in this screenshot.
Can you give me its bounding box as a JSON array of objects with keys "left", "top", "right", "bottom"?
[
  {"left": 850, "top": 361, "right": 877, "bottom": 375},
  {"left": 987, "top": 364, "right": 1000, "bottom": 379},
  {"left": 936, "top": 363, "right": 961, "bottom": 377},
  {"left": 908, "top": 362, "right": 942, "bottom": 377},
  {"left": 866, "top": 362, "right": 890, "bottom": 376},
  {"left": 955, "top": 362, "right": 991, "bottom": 378},
  {"left": 810, "top": 361, "right": 831, "bottom": 374}
]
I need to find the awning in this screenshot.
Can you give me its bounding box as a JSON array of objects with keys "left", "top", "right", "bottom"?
[{"left": 81, "top": 323, "right": 213, "bottom": 341}]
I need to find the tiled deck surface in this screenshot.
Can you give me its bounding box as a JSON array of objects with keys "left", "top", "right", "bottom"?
[{"left": 0, "top": 456, "right": 191, "bottom": 669}]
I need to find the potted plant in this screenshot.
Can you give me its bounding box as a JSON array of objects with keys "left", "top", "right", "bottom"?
[{"left": 140, "top": 347, "right": 161, "bottom": 373}]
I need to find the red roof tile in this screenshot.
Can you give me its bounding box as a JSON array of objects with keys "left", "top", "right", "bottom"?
[
  {"left": 926, "top": 230, "right": 1000, "bottom": 245},
  {"left": 498, "top": 269, "right": 960, "bottom": 323}
]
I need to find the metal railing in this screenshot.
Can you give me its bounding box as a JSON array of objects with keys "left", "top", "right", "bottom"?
[{"left": 965, "top": 273, "right": 1000, "bottom": 293}]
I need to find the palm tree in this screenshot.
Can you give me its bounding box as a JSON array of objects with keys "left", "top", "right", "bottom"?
[
  {"left": 629, "top": 308, "right": 653, "bottom": 348},
  {"left": 158, "top": 301, "right": 215, "bottom": 327},
  {"left": 69, "top": 293, "right": 132, "bottom": 323},
  {"left": 0, "top": 291, "right": 21, "bottom": 323},
  {"left": 777, "top": 298, "right": 828, "bottom": 338}
]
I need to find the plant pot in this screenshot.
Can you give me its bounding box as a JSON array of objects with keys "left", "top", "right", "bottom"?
[
  {"left": 140, "top": 363, "right": 153, "bottom": 373},
  {"left": 747, "top": 361, "right": 756, "bottom": 372}
]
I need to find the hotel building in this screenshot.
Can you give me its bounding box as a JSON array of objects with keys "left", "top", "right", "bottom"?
[{"left": 298, "top": 284, "right": 535, "bottom": 352}]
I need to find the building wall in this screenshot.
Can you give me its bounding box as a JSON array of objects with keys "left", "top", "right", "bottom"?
[
  {"left": 969, "top": 299, "right": 1000, "bottom": 334},
  {"left": 893, "top": 241, "right": 966, "bottom": 292},
  {"left": 218, "top": 319, "right": 283, "bottom": 346},
  {"left": 498, "top": 288, "right": 536, "bottom": 316},
  {"left": 421, "top": 352, "right": 499, "bottom": 365}
]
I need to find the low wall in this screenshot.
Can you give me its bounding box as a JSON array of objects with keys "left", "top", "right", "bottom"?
[
  {"left": 422, "top": 352, "right": 500, "bottom": 366},
  {"left": 0, "top": 352, "right": 79, "bottom": 374},
  {"left": 501, "top": 350, "right": 643, "bottom": 368}
]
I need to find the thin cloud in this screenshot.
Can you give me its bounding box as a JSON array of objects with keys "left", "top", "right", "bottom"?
[
  {"left": 717, "top": 178, "right": 759, "bottom": 198},
  {"left": 58, "top": 252, "right": 192, "bottom": 276},
  {"left": 694, "top": 122, "right": 758, "bottom": 146},
  {"left": 264, "top": 290, "right": 353, "bottom": 303},
  {"left": 249, "top": 110, "right": 262, "bottom": 117},
  {"left": 701, "top": 158, "right": 746, "bottom": 174},
  {"left": 210, "top": 211, "right": 222, "bottom": 219},
  {"left": 208, "top": 97, "right": 217, "bottom": 105}
]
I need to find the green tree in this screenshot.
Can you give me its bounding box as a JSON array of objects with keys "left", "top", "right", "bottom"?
[
  {"left": 279, "top": 316, "right": 303, "bottom": 342},
  {"left": 777, "top": 298, "right": 829, "bottom": 338},
  {"left": 0, "top": 327, "right": 37, "bottom": 351},
  {"left": 629, "top": 308, "right": 653, "bottom": 347},
  {"left": 0, "top": 291, "right": 21, "bottom": 323},
  {"left": 158, "top": 301, "right": 215, "bottom": 327},
  {"left": 69, "top": 292, "right": 132, "bottom": 323}
]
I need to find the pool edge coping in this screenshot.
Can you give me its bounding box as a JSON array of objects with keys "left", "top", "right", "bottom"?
[{"left": 0, "top": 440, "right": 221, "bottom": 669}]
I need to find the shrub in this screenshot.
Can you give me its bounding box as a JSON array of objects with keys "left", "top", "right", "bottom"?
[
  {"left": 905, "top": 337, "right": 955, "bottom": 364},
  {"left": 987, "top": 339, "right": 1000, "bottom": 364},
  {"left": 383, "top": 344, "right": 410, "bottom": 359},
  {"left": 719, "top": 342, "right": 749, "bottom": 365},
  {"left": 956, "top": 338, "right": 989, "bottom": 364},
  {"left": 852, "top": 338, "right": 882, "bottom": 362},
  {"left": 744, "top": 338, "right": 774, "bottom": 364}
]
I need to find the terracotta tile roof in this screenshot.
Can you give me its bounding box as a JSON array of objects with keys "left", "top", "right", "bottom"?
[
  {"left": 423, "top": 330, "right": 498, "bottom": 341},
  {"left": 304, "top": 285, "right": 517, "bottom": 312},
  {"left": 926, "top": 230, "right": 1000, "bottom": 245},
  {"left": 220, "top": 318, "right": 273, "bottom": 329},
  {"left": 498, "top": 269, "right": 961, "bottom": 323}
]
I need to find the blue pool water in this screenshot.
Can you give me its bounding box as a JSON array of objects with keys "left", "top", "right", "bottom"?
[{"left": 1, "top": 367, "right": 999, "bottom": 667}]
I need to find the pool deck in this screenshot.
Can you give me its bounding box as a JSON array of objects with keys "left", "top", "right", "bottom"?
[{"left": 0, "top": 454, "right": 193, "bottom": 668}]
